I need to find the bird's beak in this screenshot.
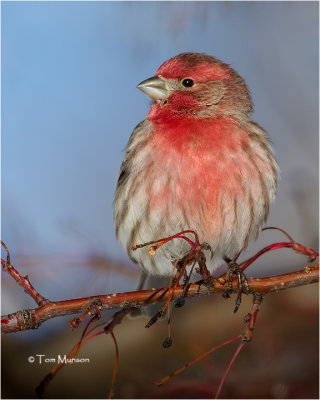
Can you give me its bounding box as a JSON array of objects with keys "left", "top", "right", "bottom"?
[{"left": 137, "top": 76, "right": 169, "bottom": 101}]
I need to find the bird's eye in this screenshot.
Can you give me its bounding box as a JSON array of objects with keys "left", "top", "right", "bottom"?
[{"left": 182, "top": 78, "right": 194, "bottom": 88}]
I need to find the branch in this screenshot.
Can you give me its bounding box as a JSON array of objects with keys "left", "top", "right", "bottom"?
[
  {"left": 1, "top": 241, "right": 49, "bottom": 307},
  {"left": 2, "top": 264, "right": 318, "bottom": 334}
]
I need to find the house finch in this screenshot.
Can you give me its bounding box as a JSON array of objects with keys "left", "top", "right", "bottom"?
[{"left": 114, "top": 52, "right": 278, "bottom": 287}]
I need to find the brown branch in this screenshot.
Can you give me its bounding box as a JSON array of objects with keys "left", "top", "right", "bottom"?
[{"left": 1, "top": 264, "right": 318, "bottom": 334}]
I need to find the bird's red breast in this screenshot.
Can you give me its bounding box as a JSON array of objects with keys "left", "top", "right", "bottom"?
[{"left": 142, "top": 115, "right": 260, "bottom": 238}]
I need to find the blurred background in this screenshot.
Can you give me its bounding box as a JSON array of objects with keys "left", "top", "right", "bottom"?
[{"left": 1, "top": 1, "right": 318, "bottom": 398}]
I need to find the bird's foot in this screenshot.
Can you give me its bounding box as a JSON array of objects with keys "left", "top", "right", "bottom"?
[
  {"left": 173, "top": 242, "right": 214, "bottom": 307},
  {"left": 172, "top": 252, "right": 193, "bottom": 308},
  {"left": 223, "top": 258, "right": 250, "bottom": 313},
  {"left": 172, "top": 255, "right": 189, "bottom": 286},
  {"left": 200, "top": 242, "right": 214, "bottom": 259}
]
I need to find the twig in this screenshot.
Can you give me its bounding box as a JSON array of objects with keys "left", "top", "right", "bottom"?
[
  {"left": 156, "top": 293, "right": 265, "bottom": 397},
  {"left": 1, "top": 241, "right": 49, "bottom": 306},
  {"left": 214, "top": 293, "right": 264, "bottom": 398},
  {"left": 108, "top": 331, "right": 119, "bottom": 399},
  {"left": 1, "top": 264, "right": 318, "bottom": 333},
  {"left": 214, "top": 341, "right": 245, "bottom": 399},
  {"left": 157, "top": 335, "right": 242, "bottom": 387},
  {"left": 36, "top": 315, "right": 104, "bottom": 398}
]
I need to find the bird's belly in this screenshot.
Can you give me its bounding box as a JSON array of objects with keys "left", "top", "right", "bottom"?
[
  {"left": 125, "top": 152, "right": 260, "bottom": 276},
  {"left": 147, "top": 148, "right": 249, "bottom": 238},
  {"left": 119, "top": 120, "right": 275, "bottom": 276}
]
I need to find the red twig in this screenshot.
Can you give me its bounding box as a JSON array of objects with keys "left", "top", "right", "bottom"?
[
  {"left": 103, "top": 308, "right": 134, "bottom": 399},
  {"left": 214, "top": 341, "right": 245, "bottom": 399},
  {"left": 36, "top": 315, "right": 105, "bottom": 398},
  {"left": 157, "top": 335, "right": 242, "bottom": 387},
  {"left": 214, "top": 294, "right": 264, "bottom": 398},
  {"left": 262, "top": 226, "right": 295, "bottom": 242},
  {"left": 1, "top": 241, "right": 48, "bottom": 306},
  {"left": 240, "top": 241, "right": 318, "bottom": 272},
  {"left": 157, "top": 293, "right": 265, "bottom": 397},
  {"left": 108, "top": 331, "right": 119, "bottom": 399},
  {"left": 240, "top": 242, "right": 293, "bottom": 271},
  {"left": 37, "top": 308, "right": 131, "bottom": 398}
]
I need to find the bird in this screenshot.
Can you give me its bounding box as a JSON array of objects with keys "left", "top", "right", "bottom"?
[{"left": 114, "top": 52, "right": 278, "bottom": 298}]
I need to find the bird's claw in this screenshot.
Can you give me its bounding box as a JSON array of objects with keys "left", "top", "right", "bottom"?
[
  {"left": 201, "top": 242, "right": 214, "bottom": 259},
  {"left": 223, "top": 259, "right": 250, "bottom": 313}
]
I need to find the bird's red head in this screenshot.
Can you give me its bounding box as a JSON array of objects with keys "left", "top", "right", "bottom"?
[
  {"left": 137, "top": 52, "right": 253, "bottom": 122},
  {"left": 156, "top": 52, "right": 230, "bottom": 82}
]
